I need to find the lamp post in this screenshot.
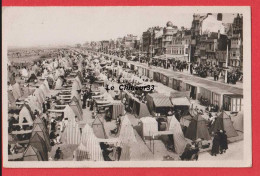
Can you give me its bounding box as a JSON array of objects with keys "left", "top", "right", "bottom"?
[
  {"left": 224, "top": 44, "right": 229, "bottom": 83},
  {"left": 165, "top": 48, "right": 168, "bottom": 69},
  {"left": 188, "top": 45, "right": 192, "bottom": 74}
]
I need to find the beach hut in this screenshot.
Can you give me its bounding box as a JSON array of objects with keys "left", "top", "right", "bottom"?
[
  {"left": 185, "top": 114, "right": 211, "bottom": 141},
  {"left": 223, "top": 94, "right": 243, "bottom": 112},
  {"left": 146, "top": 93, "right": 173, "bottom": 116}
]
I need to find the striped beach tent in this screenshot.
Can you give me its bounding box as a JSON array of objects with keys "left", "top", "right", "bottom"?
[
  {"left": 81, "top": 124, "right": 104, "bottom": 161},
  {"left": 167, "top": 115, "right": 187, "bottom": 154},
  {"left": 73, "top": 143, "right": 91, "bottom": 161},
  {"left": 119, "top": 115, "right": 137, "bottom": 145},
  {"left": 61, "top": 119, "right": 81, "bottom": 145},
  {"left": 111, "top": 101, "right": 125, "bottom": 119}
]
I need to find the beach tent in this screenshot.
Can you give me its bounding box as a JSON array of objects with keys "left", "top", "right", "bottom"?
[
  {"left": 70, "top": 96, "right": 83, "bottom": 121},
  {"left": 119, "top": 116, "right": 137, "bottom": 145},
  {"left": 39, "top": 84, "right": 48, "bottom": 96},
  {"left": 180, "top": 114, "right": 193, "bottom": 128},
  {"left": 22, "top": 85, "right": 33, "bottom": 98},
  {"left": 32, "top": 116, "right": 51, "bottom": 152},
  {"left": 185, "top": 114, "right": 211, "bottom": 141},
  {"left": 29, "top": 133, "right": 48, "bottom": 161},
  {"left": 73, "top": 143, "right": 91, "bottom": 161},
  {"left": 61, "top": 119, "right": 81, "bottom": 145},
  {"left": 75, "top": 76, "right": 82, "bottom": 89},
  {"left": 33, "top": 89, "right": 44, "bottom": 104},
  {"left": 55, "top": 77, "right": 63, "bottom": 90},
  {"left": 27, "top": 74, "right": 37, "bottom": 83},
  {"left": 209, "top": 112, "right": 238, "bottom": 138},
  {"left": 19, "top": 105, "right": 34, "bottom": 125},
  {"left": 80, "top": 124, "right": 104, "bottom": 161},
  {"left": 23, "top": 145, "right": 43, "bottom": 161},
  {"left": 140, "top": 117, "right": 158, "bottom": 139},
  {"left": 12, "top": 82, "right": 22, "bottom": 100},
  {"left": 111, "top": 101, "right": 125, "bottom": 119},
  {"left": 92, "top": 117, "right": 106, "bottom": 139},
  {"left": 8, "top": 90, "right": 16, "bottom": 107},
  {"left": 21, "top": 68, "right": 29, "bottom": 78},
  {"left": 63, "top": 105, "right": 76, "bottom": 121},
  {"left": 231, "top": 111, "right": 243, "bottom": 132},
  {"left": 26, "top": 95, "right": 42, "bottom": 113},
  {"left": 72, "top": 79, "right": 81, "bottom": 91},
  {"left": 167, "top": 115, "right": 187, "bottom": 154},
  {"left": 43, "top": 79, "right": 50, "bottom": 91}
]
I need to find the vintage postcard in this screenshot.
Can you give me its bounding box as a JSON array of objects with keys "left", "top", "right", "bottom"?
[{"left": 2, "top": 6, "right": 251, "bottom": 168}]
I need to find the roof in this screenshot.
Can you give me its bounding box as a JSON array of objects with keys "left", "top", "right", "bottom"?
[
  {"left": 153, "top": 97, "right": 173, "bottom": 108},
  {"left": 140, "top": 116, "right": 157, "bottom": 123},
  {"left": 171, "top": 97, "right": 190, "bottom": 106}
]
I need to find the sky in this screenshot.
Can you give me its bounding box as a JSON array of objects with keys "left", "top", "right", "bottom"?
[{"left": 3, "top": 7, "right": 238, "bottom": 48}]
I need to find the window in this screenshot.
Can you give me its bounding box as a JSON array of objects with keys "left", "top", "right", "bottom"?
[{"left": 231, "top": 98, "right": 242, "bottom": 112}]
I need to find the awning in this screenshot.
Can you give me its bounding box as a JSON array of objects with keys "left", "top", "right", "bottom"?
[
  {"left": 153, "top": 97, "right": 173, "bottom": 108},
  {"left": 171, "top": 97, "right": 190, "bottom": 106}
]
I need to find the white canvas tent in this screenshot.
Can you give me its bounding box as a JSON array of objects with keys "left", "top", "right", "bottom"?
[
  {"left": 167, "top": 115, "right": 187, "bottom": 154},
  {"left": 140, "top": 117, "right": 158, "bottom": 139},
  {"left": 19, "top": 105, "right": 34, "bottom": 125},
  {"left": 119, "top": 115, "right": 137, "bottom": 145}
]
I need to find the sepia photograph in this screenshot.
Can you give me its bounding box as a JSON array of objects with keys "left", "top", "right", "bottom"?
[{"left": 2, "top": 6, "right": 251, "bottom": 168}]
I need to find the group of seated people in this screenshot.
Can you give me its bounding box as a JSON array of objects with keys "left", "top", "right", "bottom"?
[
  {"left": 100, "top": 142, "right": 122, "bottom": 161},
  {"left": 180, "top": 139, "right": 210, "bottom": 161}
]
